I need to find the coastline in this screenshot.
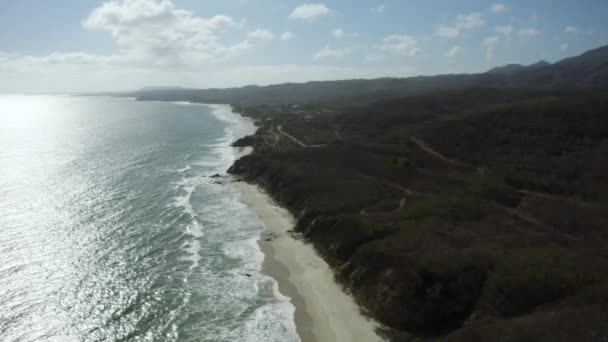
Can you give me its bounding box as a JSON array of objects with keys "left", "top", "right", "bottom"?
[
  {"left": 236, "top": 183, "right": 382, "bottom": 342},
  {"left": 227, "top": 107, "right": 382, "bottom": 342}
]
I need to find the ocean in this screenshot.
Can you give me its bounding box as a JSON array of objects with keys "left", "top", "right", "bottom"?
[{"left": 0, "top": 95, "right": 299, "bottom": 342}]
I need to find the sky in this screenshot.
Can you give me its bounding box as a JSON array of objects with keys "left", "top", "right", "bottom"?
[{"left": 1, "top": 0, "right": 607, "bottom": 93}]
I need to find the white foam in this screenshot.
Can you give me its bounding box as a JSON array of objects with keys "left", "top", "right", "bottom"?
[
  {"left": 176, "top": 163, "right": 191, "bottom": 173},
  {"left": 174, "top": 185, "right": 203, "bottom": 273},
  {"left": 222, "top": 235, "right": 300, "bottom": 342},
  {"left": 173, "top": 166, "right": 206, "bottom": 274},
  {"left": 172, "top": 101, "right": 202, "bottom": 106},
  {"left": 239, "top": 295, "right": 300, "bottom": 342},
  {"left": 169, "top": 102, "right": 299, "bottom": 341}
]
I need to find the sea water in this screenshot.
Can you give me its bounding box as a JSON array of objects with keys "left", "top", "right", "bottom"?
[{"left": 0, "top": 95, "right": 299, "bottom": 342}]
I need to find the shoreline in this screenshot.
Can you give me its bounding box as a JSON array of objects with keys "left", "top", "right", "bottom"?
[
  {"left": 226, "top": 107, "right": 382, "bottom": 342},
  {"left": 235, "top": 183, "right": 382, "bottom": 342}
]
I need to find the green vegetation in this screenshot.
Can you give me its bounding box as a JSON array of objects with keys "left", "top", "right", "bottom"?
[
  {"left": 229, "top": 89, "right": 608, "bottom": 340},
  {"left": 137, "top": 44, "right": 608, "bottom": 340},
  {"left": 392, "top": 156, "right": 410, "bottom": 169},
  {"left": 485, "top": 246, "right": 604, "bottom": 317}
]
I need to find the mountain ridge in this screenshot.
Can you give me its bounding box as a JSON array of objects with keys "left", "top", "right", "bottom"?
[{"left": 129, "top": 44, "right": 608, "bottom": 106}]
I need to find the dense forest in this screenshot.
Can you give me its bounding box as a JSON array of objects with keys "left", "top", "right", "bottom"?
[{"left": 228, "top": 89, "right": 608, "bottom": 340}]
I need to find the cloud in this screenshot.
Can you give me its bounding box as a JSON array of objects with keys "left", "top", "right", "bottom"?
[
  {"left": 445, "top": 46, "right": 465, "bottom": 58},
  {"left": 490, "top": 4, "right": 507, "bottom": 13},
  {"left": 437, "top": 26, "right": 460, "bottom": 38},
  {"left": 82, "top": 0, "right": 249, "bottom": 67},
  {"left": 495, "top": 25, "right": 513, "bottom": 44},
  {"left": 381, "top": 35, "right": 421, "bottom": 56},
  {"left": 518, "top": 28, "right": 541, "bottom": 38},
  {"left": 495, "top": 25, "right": 513, "bottom": 36},
  {"left": 436, "top": 12, "right": 484, "bottom": 38},
  {"left": 248, "top": 28, "right": 275, "bottom": 41},
  {"left": 483, "top": 36, "right": 500, "bottom": 62},
  {"left": 331, "top": 28, "right": 358, "bottom": 39},
  {"left": 363, "top": 54, "right": 386, "bottom": 63},
  {"left": 483, "top": 36, "right": 500, "bottom": 46},
  {"left": 456, "top": 12, "right": 485, "bottom": 29},
  {"left": 560, "top": 43, "right": 569, "bottom": 52},
  {"left": 3, "top": 52, "right": 112, "bottom": 71},
  {"left": 313, "top": 46, "right": 351, "bottom": 60},
  {"left": 280, "top": 31, "right": 295, "bottom": 42},
  {"left": 289, "top": 3, "right": 330, "bottom": 22},
  {"left": 565, "top": 26, "right": 579, "bottom": 35},
  {"left": 0, "top": 57, "right": 420, "bottom": 93},
  {"left": 371, "top": 4, "right": 386, "bottom": 14}
]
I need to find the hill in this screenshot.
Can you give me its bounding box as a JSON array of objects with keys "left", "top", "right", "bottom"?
[
  {"left": 127, "top": 45, "right": 608, "bottom": 106},
  {"left": 126, "top": 43, "right": 608, "bottom": 340},
  {"left": 229, "top": 88, "right": 608, "bottom": 340}
]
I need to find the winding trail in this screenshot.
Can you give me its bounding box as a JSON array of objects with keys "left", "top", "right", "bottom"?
[
  {"left": 410, "top": 137, "right": 593, "bottom": 209},
  {"left": 409, "top": 136, "right": 586, "bottom": 242},
  {"left": 356, "top": 171, "right": 419, "bottom": 216},
  {"left": 334, "top": 128, "right": 343, "bottom": 142},
  {"left": 277, "top": 125, "right": 327, "bottom": 148},
  {"left": 360, "top": 198, "right": 407, "bottom": 217},
  {"left": 269, "top": 127, "right": 281, "bottom": 147},
  {"left": 517, "top": 189, "right": 593, "bottom": 209},
  {"left": 410, "top": 136, "right": 471, "bottom": 168}
]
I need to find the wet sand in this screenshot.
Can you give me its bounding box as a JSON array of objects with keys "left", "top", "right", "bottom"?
[{"left": 236, "top": 182, "right": 383, "bottom": 342}]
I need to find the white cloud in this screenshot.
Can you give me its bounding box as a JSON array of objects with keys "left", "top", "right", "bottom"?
[
  {"left": 248, "top": 28, "right": 275, "bottom": 41},
  {"left": 490, "top": 4, "right": 507, "bottom": 13},
  {"left": 445, "top": 46, "right": 465, "bottom": 58},
  {"left": 331, "top": 28, "right": 358, "bottom": 39},
  {"left": 82, "top": 0, "right": 249, "bottom": 67},
  {"left": 280, "top": 31, "right": 295, "bottom": 42},
  {"left": 381, "top": 35, "right": 421, "bottom": 56},
  {"left": 371, "top": 4, "right": 386, "bottom": 14},
  {"left": 565, "top": 26, "right": 579, "bottom": 35},
  {"left": 560, "top": 43, "right": 569, "bottom": 52},
  {"left": 483, "top": 36, "right": 500, "bottom": 62},
  {"left": 3, "top": 52, "right": 112, "bottom": 71},
  {"left": 495, "top": 25, "right": 513, "bottom": 36},
  {"left": 436, "top": 12, "right": 484, "bottom": 38},
  {"left": 313, "top": 46, "right": 350, "bottom": 60},
  {"left": 483, "top": 36, "right": 500, "bottom": 47},
  {"left": 437, "top": 26, "right": 460, "bottom": 38},
  {"left": 495, "top": 25, "right": 513, "bottom": 44},
  {"left": 289, "top": 3, "right": 330, "bottom": 22},
  {"left": 363, "top": 54, "right": 387, "bottom": 63},
  {"left": 456, "top": 12, "right": 485, "bottom": 29},
  {"left": 1, "top": 2, "right": 428, "bottom": 93},
  {"left": 518, "top": 28, "right": 541, "bottom": 38},
  {"left": 0, "top": 58, "right": 420, "bottom": 93}
]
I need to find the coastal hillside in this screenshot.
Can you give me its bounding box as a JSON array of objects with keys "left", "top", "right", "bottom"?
[
  {"left": 129, "top": 44, "right": 608, "bottom": 340},
  {"left": 228, "top": 89, "right": 608, "bottom": 340},
  {"left": 129, "top": 45, "right": 608, "bottom": 106}
]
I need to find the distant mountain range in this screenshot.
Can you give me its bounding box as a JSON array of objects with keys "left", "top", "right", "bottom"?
[{"left": 129, "top": 44, "right": 608, "bottom": 106}]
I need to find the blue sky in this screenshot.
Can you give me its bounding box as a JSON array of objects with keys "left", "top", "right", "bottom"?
[{"left": 1, "top": 0, "right": 607, "bottom": 92}]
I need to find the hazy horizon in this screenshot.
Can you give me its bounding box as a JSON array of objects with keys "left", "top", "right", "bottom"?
[{"left": 1, "top": 0, "right": 607, "bottom": 93}]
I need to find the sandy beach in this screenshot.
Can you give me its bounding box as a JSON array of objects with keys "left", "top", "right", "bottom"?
[{"left": 236, "top": 182, "right": 383, "bottom": 342}]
